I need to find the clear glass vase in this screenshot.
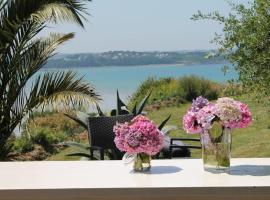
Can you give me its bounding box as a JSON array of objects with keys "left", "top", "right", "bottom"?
[
  {"left": 133, "top": 153, "right": 151, "bottom": 172},
  {"left": 200, "top": 125, "right": 231, "bottom": 173}
]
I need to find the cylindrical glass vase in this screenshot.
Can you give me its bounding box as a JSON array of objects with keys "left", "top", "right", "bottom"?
[
  {"left": 133, "top": 153, "right": 151, "bottom": 172},
  {"left": 200, "top": 126, "right": 231, "bottom": 173}
]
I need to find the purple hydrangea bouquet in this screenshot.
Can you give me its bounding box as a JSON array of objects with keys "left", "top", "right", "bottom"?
[
  {"left": 183, "top": 96, "right": 252, "bottom": 172},
  {"left": 113, "top": 115, "right": 164, "bottom": 172}
]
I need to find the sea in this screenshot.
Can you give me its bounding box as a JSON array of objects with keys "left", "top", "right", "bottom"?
[{"left": 41, "top": 63, "right": 237, "bottom": 111}]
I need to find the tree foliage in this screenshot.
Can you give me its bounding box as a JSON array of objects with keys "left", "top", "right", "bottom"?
[
  {"left": 192, "top": 0, "right": 270, "bottom": 100},
  {"left": 0, "top": 0, "right": 99, "bottom": 160}
]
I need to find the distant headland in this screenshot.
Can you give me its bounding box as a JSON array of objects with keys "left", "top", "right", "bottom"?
[{"left": 45, "top": 50, "right": 227, "bottom": 68}]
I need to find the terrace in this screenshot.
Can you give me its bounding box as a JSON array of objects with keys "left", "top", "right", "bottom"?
[{"left": 1, "top": 0, "right": 270, "bottom": 200}]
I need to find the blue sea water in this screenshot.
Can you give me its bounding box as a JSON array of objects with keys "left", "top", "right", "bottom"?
[{"left": 41, "top": 63, "right": 237, "bottom": 111}]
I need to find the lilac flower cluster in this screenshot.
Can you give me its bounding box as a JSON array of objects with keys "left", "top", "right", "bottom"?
[
  {"left": 113, "top": 115, "right": 164, "bottom": 155},
  {"left": 183, "top": 96, "right": 252, "bottom": 134},
  {"left": 191, "top": 96, "right": 209, "bottom": 112}
]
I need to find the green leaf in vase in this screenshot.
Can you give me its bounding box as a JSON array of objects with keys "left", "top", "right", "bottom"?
[{"left": 209, "top": 122, "right": 223, "bottom": 141}]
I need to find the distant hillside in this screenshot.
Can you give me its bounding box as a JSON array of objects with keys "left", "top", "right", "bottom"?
[{"left": 45, "top": 50, "right": 226, "bottom": 68}]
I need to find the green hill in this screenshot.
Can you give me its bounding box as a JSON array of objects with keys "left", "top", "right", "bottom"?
[{"left": 45, "top": 50, "right": 226, "bottom": 68}]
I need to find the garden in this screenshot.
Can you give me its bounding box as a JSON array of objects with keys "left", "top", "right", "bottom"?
[{"left": 0, "top": 0, "right": 269, "bottom": 168}]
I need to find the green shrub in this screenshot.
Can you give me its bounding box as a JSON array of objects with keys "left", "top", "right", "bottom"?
[
  {"left": 13, "top": 136, "right": 34, "bottom": 153},
  {"left": 129, "top": 75, "right": 221, "bottom": 108},
  {"left": 31, "top": 127, "right": 66, "bottom": 153},
  {"left": 14, "top": 126, "right": 67, "bottom": 154},
  {"left": 221, "top": 81, "right": 246, "bottom": 97},
  {"left": 14, "top": 111, "right": 86, "bottom": 155},
  {"left": 179, "top": 76, "right": 219, "bottom": 101},
  {"left": 26, "top": 112, "right": 84, "bottom": 138}
]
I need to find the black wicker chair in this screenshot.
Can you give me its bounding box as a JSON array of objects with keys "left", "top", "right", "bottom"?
[
  {"left": 168, "top": 137, "right": 201, "bottom": 158},
  {"left": 87, "top": 114, "right": 134, "bottom": 160}
]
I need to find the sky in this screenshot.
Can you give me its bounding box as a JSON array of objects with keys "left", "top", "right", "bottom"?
[{"left": 47, "top": 0, "right": 249, "bottom": 54}]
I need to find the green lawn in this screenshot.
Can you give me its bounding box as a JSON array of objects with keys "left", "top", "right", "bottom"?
[{"left": 49, "top": 94, "right": 270, "bottom": 160}]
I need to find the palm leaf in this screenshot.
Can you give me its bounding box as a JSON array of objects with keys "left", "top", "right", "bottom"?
[
  {"left": 0, "top": 0, "right": 94, "bottom": 160},
  {"left": 1, "top": 0, "right": 90, "bottom": 27},
  {"left": 28, "top": 70, "right": 99, "bottom": 109},
  {"left": 3, "top": 33, "right": 74, "bottom": 112}
]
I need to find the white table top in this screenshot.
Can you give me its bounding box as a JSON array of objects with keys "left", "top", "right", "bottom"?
[{"left": 1, "top": 158, "right": 270, "bottom": 200}]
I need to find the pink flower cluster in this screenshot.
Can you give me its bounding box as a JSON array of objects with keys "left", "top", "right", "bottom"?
[
  {"left": 226, "top": 101, "right": 252, "bottom": 129},
  {"left": 113, "top": 115, "right": 164, "bottom": 155},
  {"left": 183, "top": 96, "right": 252, "bottom": 134}
]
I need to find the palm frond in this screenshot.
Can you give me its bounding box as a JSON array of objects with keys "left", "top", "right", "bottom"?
[
  {"left": 28, "top": 70, "right": 100, "bottom": 109},
  {"left": 7, "top": 33, "right": 75, "bottom": 119},
  {"left": 0, "top": 0, "right": 93, "bottom": 160},
  {"left": 8, "top": 70, "right": 99, "bottom": 132},
  {"left": 1, "top": 0, "right": 90, "bottom": 27}
]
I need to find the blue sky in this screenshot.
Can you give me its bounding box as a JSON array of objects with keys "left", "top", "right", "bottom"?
[{"left": 49, "top": 0, "right": 248, "bottom": 53}]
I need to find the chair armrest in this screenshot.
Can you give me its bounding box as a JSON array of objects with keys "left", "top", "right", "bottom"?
[
  {"left": 170, "top": 138, "right": 200, "bottom": 145},
  {"left": 89, "top": 146, "right": 104, "bottom": 151},
  {"left": 170, "top": 145, "right": 201, "bottom": 150}
]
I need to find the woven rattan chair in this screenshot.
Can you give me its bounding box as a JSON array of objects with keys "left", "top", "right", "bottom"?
[{"left": 87, "top": 114, "right": 134, "bottom": 160}]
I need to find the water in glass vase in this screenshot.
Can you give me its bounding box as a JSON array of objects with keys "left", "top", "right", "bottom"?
[
  {"left": 200, "top": 124, "right": 231, "bottom": 173},
  {"left": 133, "top": 153, "right": 151, "bottom": 172}
]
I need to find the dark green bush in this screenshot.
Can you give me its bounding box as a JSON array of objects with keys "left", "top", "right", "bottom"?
[
  {"left": 179, "top": 76, "right": 219, "bottom": 101},
  {"left": 129, "top": 75, "right": 221, "bottom": 108},
  {"left": 13, "top": 111, "right": 86, "bottom": 155},
  {"left": 13, "top": 136, "right": 34, "bottom": 153},
  {"left": 31, "top": 127, "right": 66, "bottom": 153},
  {"left": 13, "top": 127, "right": 67, "bottom": 154},
  {"left": 26, "top": 112, "right": 84, "bottom": 138}
]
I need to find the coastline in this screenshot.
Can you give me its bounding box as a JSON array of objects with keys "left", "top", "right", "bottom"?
[{"left": 42, "top": 61, "right": 229, "bottom": 71}]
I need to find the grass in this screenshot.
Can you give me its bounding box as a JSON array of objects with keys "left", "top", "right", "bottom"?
[
  {"left": 229, "top": 95, "right": 270, "bottom": 157},
  {"left": 49, "top": 94, "right": 270, "bottom": 160}
]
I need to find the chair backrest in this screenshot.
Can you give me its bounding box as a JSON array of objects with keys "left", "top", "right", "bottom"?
[{"left": 87, "top": 114, "right": 134, "bottom": 150}]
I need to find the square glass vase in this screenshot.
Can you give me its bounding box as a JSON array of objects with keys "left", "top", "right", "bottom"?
[{"left": 200, "top": 127, "right": 231, "bottom": 173}]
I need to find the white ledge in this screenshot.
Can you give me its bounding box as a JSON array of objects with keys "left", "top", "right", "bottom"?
[{"left": 0, "top": 158, "right": 270, "bottom": 200}]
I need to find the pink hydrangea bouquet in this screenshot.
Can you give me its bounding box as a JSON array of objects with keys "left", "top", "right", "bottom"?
[
  {"left": 113, "top": 115, "right": 164, "bottom": 171},
  {"left": 183, "top": 96, "right": 252, "bottom": 172},
  {"left": 183, "top": 96, "right": 252, "bottom": 134}
]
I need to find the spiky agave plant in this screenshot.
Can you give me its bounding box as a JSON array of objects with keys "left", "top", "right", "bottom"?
[{"left": 0, "top": 0, "right": 100, "bottom": 160}]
